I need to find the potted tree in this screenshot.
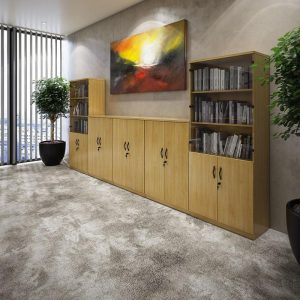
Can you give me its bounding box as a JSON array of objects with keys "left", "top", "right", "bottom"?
[
  {"left": 267, "top": 26, "right": 300, "bottom": 263},
  {"left": 32, "top": 77, "right": 70, "bottom": 166}
]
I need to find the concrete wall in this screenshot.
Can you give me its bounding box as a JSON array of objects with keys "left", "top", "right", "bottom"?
[{"left": 66, "top": 0, "right": 300, "bottom": 233}]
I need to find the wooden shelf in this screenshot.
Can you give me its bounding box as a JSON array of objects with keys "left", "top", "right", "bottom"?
[
  {"left": 192, "top": 89, "right": 252, "bottom": 94},
  {"left": 70, "top": 115, "right": 88, "bottom": 118},
  {"left": 70, "top": 97, "right": 88, "bottom": 100},
  {"left": 191, "top": 122, "right": 253, "bottom": 128},
  {"left": 189, "top": 150, "right": 253, "bottom": 163}
]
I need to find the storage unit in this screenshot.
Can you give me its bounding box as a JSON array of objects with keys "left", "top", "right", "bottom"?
[
  {"left": 69, "top": 78, "right": 105, "bottom": 173},
  {"left": 112, "top": 118, "right": 144, "bottom": 194},
  {"left": 88, "top": 117, "right": 113, "bottom": 182},
  {"left": 188, "top": 52, "right": 269, "bottom": 239},
  {"left": 145, "top": 120, "right": 189, "bottom": 210}
]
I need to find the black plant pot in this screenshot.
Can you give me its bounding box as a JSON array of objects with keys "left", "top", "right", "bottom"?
[
  {"left": 39, "top": 140, "right": 66, "bottom": 166},
  {"left": 286, "top": 199, "right": 300, "bottom": 264}
]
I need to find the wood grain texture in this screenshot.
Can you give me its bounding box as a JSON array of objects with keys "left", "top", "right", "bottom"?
[
  {"left": 252, "top": 53, "right": 270, "bottom": 237},
  {"left": 145, "top": 120, "right": 165, "bottom": 203},
  {"left": 88, "top": 117, "right": 113, "bottom": 181},
  {"left": 217, "top": 156, "right": 254, "bottom": 234},
  {"left": 88, "top": 79, "right": 106, "bottom": 116},
  {"left": 189, "top": 152, "right": 218, "bottom": 221},
  {"left": 126, "top": 119, "right": 145, "bottom": 194},
  {"left": 112, "top": 118, "right": 128, "bottom": 188},
  {"left": 69, "top": 132, "right": 88, "bottom": 173},
  {"left": 164, "top": 122, "right": 189, "bottom": 210}
]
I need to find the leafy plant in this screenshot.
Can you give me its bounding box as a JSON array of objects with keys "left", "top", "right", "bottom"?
[
  {"left": 32, "top": 77, "right": 70, "bottom": 142},
  {"left": 267, "top": 26, "right": 300, "bottom": 140}
]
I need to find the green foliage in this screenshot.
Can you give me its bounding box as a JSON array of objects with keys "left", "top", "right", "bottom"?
[
  {"left": 32, "top": 77, "right": 69, "bottom": 142},
  {"left": 268, "top": 26, "right": 300, "bottom": 140}
]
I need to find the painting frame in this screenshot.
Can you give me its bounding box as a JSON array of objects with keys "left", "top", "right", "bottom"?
[{"left": 110, "top": 20, "right": 187, "bottom": 94}]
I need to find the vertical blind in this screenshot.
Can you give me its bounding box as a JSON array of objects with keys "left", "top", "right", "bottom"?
[
  {"left": 16, "top": 29, "right": 63, "bottom": 163},
  {"left": 0, "top": 25, "right": 9, "bottom": 165},
  {"left": 0, "top": 24, "right": 63, "bottom": 165}
]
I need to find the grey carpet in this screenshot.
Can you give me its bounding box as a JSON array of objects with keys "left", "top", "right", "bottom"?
[{"left": 0, "top": 162, "right": 299, "bottom": 300}]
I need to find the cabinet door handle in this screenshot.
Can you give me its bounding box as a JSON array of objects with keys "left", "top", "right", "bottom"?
[
  {"left": 165, "top": 148, "right": 168, "bottom": 160},
  {"left": 127, "top": 142, "right": 130, "bottom": 151},
  {"left": 212, "top": 166, "right": 216, "bottom": 179},
  {"left": 96, "top": 137, "right": 99, "bottom": 145},
  {"left": 160, "top": 147, "right": 164, "bottom": 158},
  {"left": 219, "top": 167, "right": 223, "bottom": 180},
  {"left": 99, "top": 137, "right": 102, "bottom": 146},
  {"left": 124, "top": 141, "right": 127, "bottom": 151}
]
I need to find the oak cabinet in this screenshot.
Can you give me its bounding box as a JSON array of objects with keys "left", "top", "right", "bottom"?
[
  {"left": 145, "top": 121, "right": 189, "bottom": 210},
  {"left": 69, "top": 132, "right": 88, "bottom": 173},
  {"left": 113, "top": 118, "right": 144, "bottom": 194},
  {"left": 189, "top": 152, "right": 254, "bottom": 235},
  {"left": 88, "top": 117, "right": 113, "bottom": 181}
]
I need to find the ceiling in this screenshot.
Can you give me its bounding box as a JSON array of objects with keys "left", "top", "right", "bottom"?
[{"left": 0, "top": 0, "right": 143, "bottom": 36}]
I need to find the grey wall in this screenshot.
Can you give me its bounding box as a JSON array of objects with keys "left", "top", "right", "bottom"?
[{"left": 66, "top": 0, "right": 300, "bottom": 233}]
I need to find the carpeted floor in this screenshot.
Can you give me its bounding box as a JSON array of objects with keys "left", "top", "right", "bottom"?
[{"left": 0, "top": 162, "right": 299, "bottom": 300}]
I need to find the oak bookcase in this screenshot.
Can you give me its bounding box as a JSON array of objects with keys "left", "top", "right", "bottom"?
[
  {"left": 189, "top": 51, "right": 270, "bottom": 238},
  {"left": 69, "top": 78, "right": 105, "bottom": 173}
]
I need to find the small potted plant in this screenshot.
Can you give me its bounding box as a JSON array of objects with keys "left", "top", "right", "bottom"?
[
  {"left": 267, "top": 26, "right": 300, "bottom": 263},
  {"left": 32, "top": 77, "right": 70, "bottom": 166}
]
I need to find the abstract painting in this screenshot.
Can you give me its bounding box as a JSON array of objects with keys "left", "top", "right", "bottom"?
[{"left": 110, "top": 20, "right": 187, "bottom": 94}]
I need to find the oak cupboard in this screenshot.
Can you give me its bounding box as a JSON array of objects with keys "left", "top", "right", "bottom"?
[
  {"left": 88, "top": 117, "right": 113, "bottom": 182},
  {"left": 113, "top": 118, "right": 144, "bottom": 194},
  {"left": 145, "top": 121, "right": 189, "bottom": 210},
  {"left": 69, "top": 132, "right": 88, "bottom": 173}
]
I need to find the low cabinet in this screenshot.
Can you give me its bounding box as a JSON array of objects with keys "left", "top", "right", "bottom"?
[
  {"left": 113, "top": 118, "right": 144, "bottom": 194},
  {"left": 145, "top": 121, "right": 189, "bottom": 210}
]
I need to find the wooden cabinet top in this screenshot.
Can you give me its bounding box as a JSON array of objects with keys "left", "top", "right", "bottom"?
[{"left": 89, "top": 115, "right": 189, "bottom": 123}]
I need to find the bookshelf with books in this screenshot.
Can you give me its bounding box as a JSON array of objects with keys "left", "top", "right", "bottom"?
[
  {"left": 69, "top": 78, "right": 105, "bottom": 173},
  {"left": 189, "top": 52, "right": 270, "bottom": 239}
]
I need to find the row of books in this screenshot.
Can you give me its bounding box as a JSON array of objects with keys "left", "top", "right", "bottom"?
[
  {"left": 194, "top": 97, "right": 253, "bottom": 125},
  {"left": 71, "top": 83, "right": 88, "bottom": 98},
  {"left": 72, "top": 100, "right": 88, "bottom": 116},
  {"left": 191, "top": 128, "right": 252, "bottom": 160},
  {"left": 193, "top": 66, "right": 252, "bottom": 91},
  {"left": 73, "top": 119, "right": 88, "bottom": 134}
]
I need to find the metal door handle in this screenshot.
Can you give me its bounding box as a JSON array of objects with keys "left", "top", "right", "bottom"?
[
  {"left": 124, "top": 141, "right": 127, "bottom": 151},
  {"left": 99, "top": 137, "right": 102, "bottom": 146},
  {"left": 127, "top": 142, "right": 130, "bottom": 151},
  {"left": 219, "top": 167, "right": 223, "bottom": 180},
  {"left": 165, "top": 148, "right": 168, "bottom": 160},
  {"left": 160, "top": 148, "right": 164, "bottom": 158},
  {"left": 212, "top": 166, "right": 216, "bottom": 179}
]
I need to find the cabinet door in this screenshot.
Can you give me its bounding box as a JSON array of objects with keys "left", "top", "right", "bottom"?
[
  {"left": 189, "top": 152, "right": 218, "bottom": 221},
  {"left": 217, "top": 157, "right": 254, "bottom": 234},
  {"left": 88, "top": 117, "right": 113, "bottom": 181},
  {"left": 88, "top": 79, "right": 105, "bottom": 116},
  {"left": 69, "top": 132, "right": 88, "bottom": 173},
  {"left": 145, "top": 121, "right": 165, "bottom": 202},
  {"left": 126, "top": 119, "right": 145, "bottom": 193},
  {"left": 164, "top": 122, "right": 189, "bottom": 210},
  {"left": 112, "top": 118, "right": 128, "bottom": 188}
]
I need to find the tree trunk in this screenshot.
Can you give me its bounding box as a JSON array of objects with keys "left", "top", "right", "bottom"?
[{"left": 50, "top": 120, "right": 55, "bottom": 143}]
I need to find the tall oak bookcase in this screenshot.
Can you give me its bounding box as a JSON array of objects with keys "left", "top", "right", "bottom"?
[{"left": 189, "top": 51, "right": 270, "bottom": 239}]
